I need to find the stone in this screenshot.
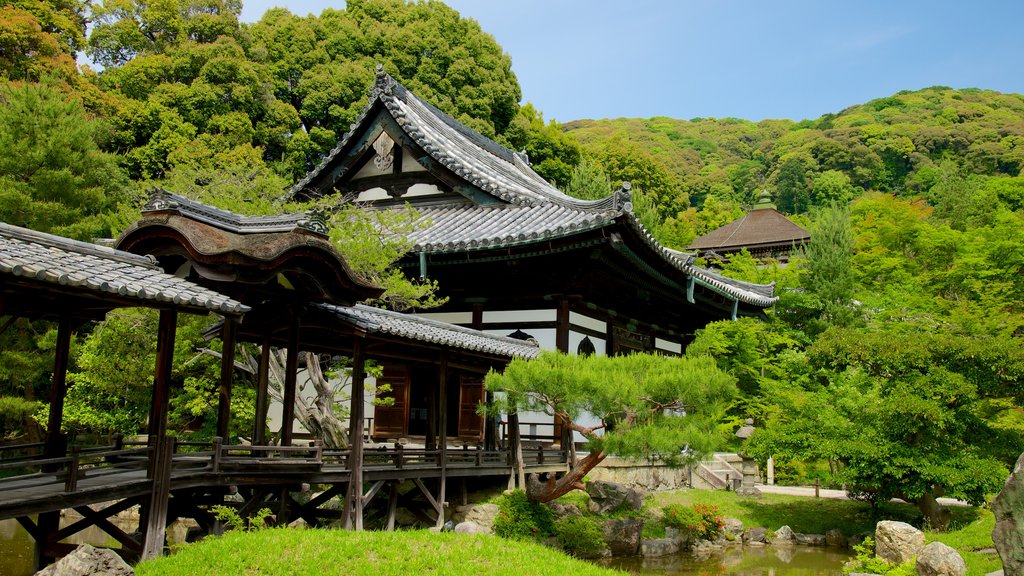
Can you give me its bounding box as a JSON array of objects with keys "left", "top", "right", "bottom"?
[
  {"left": 451, "top": 503, "right": 500, "bottom": 531},
  {"left": 915, "top": 541, "right": 967, "bottom": 576},
  {"left": 35, "top": 544, "right": 134, "bottom": 576},
  {"left": 587, "top": 480, "right": 645, "bottom": 515},
  {"left": 743, "top": 527, "right": 767, "bottom": 544},
  {"left": 723, "top": 517, "right": 744, "bottom": 539},
  {"left": 992, "top": 452, "right": 1024, "bottom": 576},
  {"left": 547, "top": 502, "right": 582, "bottom": 519},
  {"left": 602, "top": 518, "right": 643, "bottom": 556},
  {"left": 773, "top": 525, "right": 795, "bottom": 544},
  {"left": 984, "top": 571, "right": 1004, "bottom": 576},
  {"left": 287, "top": 517, "right": 307, "bottom": 529},
  {"left": 795, "top": 533, "right": 828, "bottom": 546},
  {"left": 454, "top": 521, "right": 488, "bottom": 535},
  {"left": 825, "top": 528, "right": 848, "bottom": 548},
  {"left": 849, "top": 532, "right": 873, "bottom": 551},
  {"left": 441, "top": 520, "right": 455, "bottom": 532},
  {"left": 641, "top": 537, "right": 680, "bottom": 557},
  {"left": 874, "top": 520, "right": 925, "bottom": 565}
]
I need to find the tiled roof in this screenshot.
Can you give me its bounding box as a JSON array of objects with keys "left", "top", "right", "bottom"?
[
  {"left": 0, "top": 222, "right": 249, "bottom": 315},
  {"left": 315, "top": 303, "right": 541, "bottom": 359},
  {"left": 689, "top": 207, "right": 810, "bottom": 251},
  {"left": 290, "top": 69, "right": 778, "bottom": 309},
  {"left": 143, "top": 189, "right": 330, "bottom": 236}
]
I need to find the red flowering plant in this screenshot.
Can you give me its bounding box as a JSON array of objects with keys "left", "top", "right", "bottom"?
[{"left": 662, "top": 502, "right": 726, "bottom": 541}]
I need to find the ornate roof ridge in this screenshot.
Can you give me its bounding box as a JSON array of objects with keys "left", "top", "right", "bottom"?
[
  {"left": 143, "top": 189, "right": 329, "bottom": 236},
  {"left": 290, "top": 66, "right": 633, "bottom": 213}
]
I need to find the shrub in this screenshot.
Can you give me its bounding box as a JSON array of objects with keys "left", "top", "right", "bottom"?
[
  {"left": 493, "top": 490, "right": 555, "bottom": 541},
  {"left": 555, "top": 516, "right": 604, "bottom": 557},
  {"left": 842, "top": 536, "right": 916, "bottom": 576},
  {"left": 662, "top": 502, "right": 725, "bottom": 540}
]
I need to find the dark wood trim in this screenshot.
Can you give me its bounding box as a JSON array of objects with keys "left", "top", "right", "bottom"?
[
  {"left": 436, "top": 350, "right": 448, "bottom": 527},
  {"left": 44, "top": 318, "right": 72, "bottom": 459},
  {"left": 215, "top": 319, "right": 237, "bottom": 440},
  {"left": 253, "top": 337, "right": 271, "bottom": 445},
  {"left": 345, "top": 337, "right": 366, "bottom": 530},
  {"left": 555, "top": 299, "right": 570, "bottom": 353},
  {"left": 281, "top": 313, "right": 300, "bottom": 447}
]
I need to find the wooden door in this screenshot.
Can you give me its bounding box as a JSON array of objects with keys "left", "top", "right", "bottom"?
[
  {"left": 373, "top": 365, "right": 410, "bottom": 438},
  {"left": 457, "top": 376, "right": 485, "bottom": 441}
]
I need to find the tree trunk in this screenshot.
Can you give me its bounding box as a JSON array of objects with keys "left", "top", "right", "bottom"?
[
  {"left": 913, "top": 487, "right": 951, "bottom": 531},
  {"left": 525, "top": 450, "right": 607, "bottom": 503}
]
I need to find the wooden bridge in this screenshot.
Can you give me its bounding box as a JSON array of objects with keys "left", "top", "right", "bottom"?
[{"left": 0, "top": 434, "right": 567, "bottom": 563}]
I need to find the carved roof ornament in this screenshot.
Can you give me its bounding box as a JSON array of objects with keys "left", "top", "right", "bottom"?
[
  {"left": 143, "top": 188, "right": 180, "bottom": 212},
  {"left": 614, "top": 182, "right": 633, "bottom": 213},
  {"left": 372, "top": 131, "right": 395, "bottom": 171},
  {"left": 297, "top": 205, "right": 330, "bottom": 235},
  {"left": 370, "top": 64, "right": 395, "bottom": 101}
]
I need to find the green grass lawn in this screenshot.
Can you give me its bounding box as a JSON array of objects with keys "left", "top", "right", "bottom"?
[
  {"left": 649, "top": 489, "right": 1002, "bottom": 576},
  {"left": 136, "top": 527, "right": 625, "bottom": 576}
]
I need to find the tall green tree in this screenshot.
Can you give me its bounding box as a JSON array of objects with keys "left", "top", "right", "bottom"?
[
  {"left": 0, "top": 81, "right": 126, "bottom": 240},
  {"left": 487, "top": 351, "right": 736, "bottom": 503},
  {"left": 804, "top": 203, "right": 856, "bottom": 332}
]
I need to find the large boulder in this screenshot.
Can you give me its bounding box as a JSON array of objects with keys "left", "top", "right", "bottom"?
[
  {"left": 641, "top": 537, "right": 680, "bottom": 557},
  {"left": 454, "top": 521, "right": 488, "bottom": 535},
  {"left": 602, "top": 518, "right": 643, "bottom": 556},
  {"left": 826, "top": 528, "right": 848, "bottom": 548},
  {"left": 35, "top": 544, "right": 134, "bottom": 576},
  {"left": 723, "top": 518, "right": 745, "bottom": 540},
  {"left": 992, "top": 452, "right": 1024, "bottom": 576},
  {"left": 587, "top": 481, "right": 645, "bottom": 515},
  {"left": 451, "top": 503, "right": 500, "bottom": 531},
  {"left": 915, "top": 542, "right": 967, "bottom": 576},
  {"left": 795, "top": 533, "right": 828, "bottom": 546},
  {"left": 744, "top": 527, "right": 768, "bottom": 544},
  {"left": 875, "top": 520, "right": 925, "bottom": 565},
  {"left": 547, "top": 502, "right": 583, "bottom": 519},
  {"left": 773, "top": 525, "right": 795, "bottom": 545}
]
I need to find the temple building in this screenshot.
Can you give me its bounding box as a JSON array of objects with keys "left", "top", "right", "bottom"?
[
  {"left": 291, "top": 69, "right": 779, "bottom": 443},
  {"left": 688, "top": 191, "right": 811, "bottom": 263}
]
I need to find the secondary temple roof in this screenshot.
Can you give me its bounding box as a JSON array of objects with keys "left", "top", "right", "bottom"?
[
  {"left": 689, "top": 192, "right": 810, "bottom": 257},
  {"left": 293, "top": 70, "right": 778, "bottom": 310},
  {"left": 316, "top": 303, "right": 541, "bottom": 360},
  {"left": 0, "top": 222, "right": 249, "bottom": 317}
]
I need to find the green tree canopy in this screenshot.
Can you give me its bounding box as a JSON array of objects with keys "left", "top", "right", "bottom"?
[{"left": 486, "top": 351, "right": 736, "bottom": 502}]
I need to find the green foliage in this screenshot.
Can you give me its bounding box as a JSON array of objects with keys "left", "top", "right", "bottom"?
[
  {"left": 804, "top": 203, "right": 856, "bottom": 331},
  {"left": 487, "top": 352, "right": 737, "bottom": 465},
  {"left": 662, "top": 503, "right": 725, "bottom": 541},
  {"left": 0, "top": 396, "right": 39, "bottom": 441},
  {"left": 843, "top": 537, "right": 916, "bottom": 576},
  {"left": 210, "top": 505, "right": 272, "bottom": 532},
  {"left": 554, "top": 516, "right": 604, "bottom": 557},
  {"left": 0, "top": 81, "right": 126, "bottom": 239},
  {"left": 564, "top": 154, "right": 613, "bottom": 201},
  {"left": 493, "top": 490, "right": 555, "bottom": 541}
]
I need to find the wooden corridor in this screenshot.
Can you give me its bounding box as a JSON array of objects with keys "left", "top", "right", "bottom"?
[{"left": 0, "top": 437, "right": 568, "bottom": 558}]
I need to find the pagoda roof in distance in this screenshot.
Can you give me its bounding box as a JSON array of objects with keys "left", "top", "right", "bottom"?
[{"left": 689, "top": 194, "right": 810, "bottom": 253}]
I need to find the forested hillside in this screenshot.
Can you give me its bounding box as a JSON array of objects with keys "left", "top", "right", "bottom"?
[
  {"left": 564, "top": 87, "right": 1024, "bottom": 246},
  {"left": 1, "top": 0, "right": 1021, "bottom": 523}
]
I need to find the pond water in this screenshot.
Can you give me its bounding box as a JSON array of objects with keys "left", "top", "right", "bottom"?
[
  {"left": 598, "top": 545, "right": 851, "bottom": 576},
  {"left": 0, "top": 517, "right": 191, "bottom": 576}
]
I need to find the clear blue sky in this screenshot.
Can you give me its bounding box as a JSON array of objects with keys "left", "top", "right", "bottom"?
[{"left": 239, "top": 0, "right": 1024, "bottom": 123}]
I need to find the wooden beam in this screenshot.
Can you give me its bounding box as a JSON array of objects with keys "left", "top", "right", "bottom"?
[
  {"left": 347, "top": 337, "right": 366, "bottom": 530},
  {"left": 436, "top": 349, "right": 448, "bottom": 528},
  {"left": 216, "top": 318, "right": 238, "bottom": 440},
  {"left": 386, "top": 482, "right": 398, "bottom": 532},
  {"left": 44, "top": 318, "right": 73, "bottom": 460},
  {"left": 281, "top": 313, "right": 301, "bottom": 446},
  {"left": 141, "top": 436, "right": 174, "bottom": 560},
  {"left": 149, "top": 310, "right": 177, "bottom": 452},
  {"left": 361, "top": 480, "right": 384, "bottom": 509},
  {"left": 555, "top": 298, "right": 570, "bottom": 353},
  {"left": 253, "top": 336, "right": 271, "bottom": 445}
]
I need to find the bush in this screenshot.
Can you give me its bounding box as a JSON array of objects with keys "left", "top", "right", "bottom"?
[
  {"left": 493, "top": 490, "right": 555, "bottom": 541},
  {"left": 0, "top": 396, "right": 39, "bottom": 440},
  {"left": 662, "top": 502, "right": 725, "bottom": 540},
  {"left": 555, "top": 516, "right": 604, "bottom": 557},
  {"left": 842, "top": 537, "right": 916, "bottom": 576}
]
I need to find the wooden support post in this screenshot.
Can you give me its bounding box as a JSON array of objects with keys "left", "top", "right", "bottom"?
[
  {"left": 44, "top": 318, "right": 73, "bottom": 461},
  {"left": 345, "top": 337, "right": 366, "bottom": 530},
  {"left": 436, "top": 349, "right": 448, "bottom": 528},
  {"left": 253, "top": 336, "right": 271, "bottom": 445},
  {"left": 555, "top": 298, "right": 570, "bottom": 353},
  {"left": 64, "top": 446, "right": 80, "bottom": 492},
  {"left": 149, "top": 310, "right": 176, "bottom": 455},
  {"left": 141, "top": 436, "right": 174, "bottom": 560},
  {"left": 484, "top": 391, "right": 496, "bottom": 451},
  {"left": 281, "top": 314, "right": 300, "bottom": 446},
  {"left": 215, "top": 319, "right": 237, "bottom": 440},
  {"left": 508, "top": 412, "right": 524, "bottom": 489},
  {"left": 33, "top": 512, "right": 58, "bottom": 569},
  {"left": 386, "top": 482, "right": 399, "bottom": 532}
]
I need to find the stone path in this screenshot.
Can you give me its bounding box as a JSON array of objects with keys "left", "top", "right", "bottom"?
[{"left": 755, "top": 484, "right": 970, "bottom": 507}]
